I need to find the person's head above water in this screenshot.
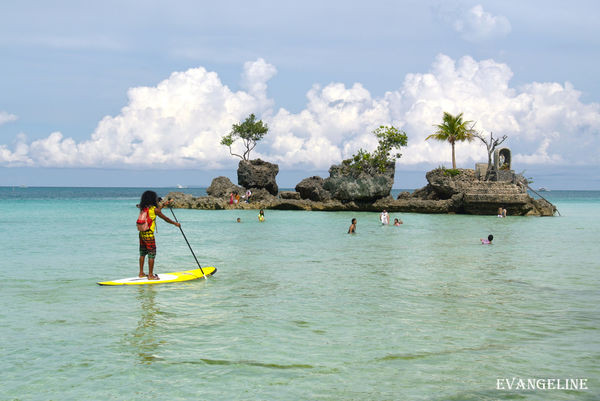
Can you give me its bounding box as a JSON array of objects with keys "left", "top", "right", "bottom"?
[{"left": 488, "top": 234, "right": 494, "bottom": 242}]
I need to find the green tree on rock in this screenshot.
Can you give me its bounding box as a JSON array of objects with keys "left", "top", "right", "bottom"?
[
  {"left": 343, "top": 125, "right": 408, "bottom": 174},
  {"left": 426, "top": 112, "right": 476, "bottom": 169},
  {"left": 221, "top": 113, "right": 269, "bottom": 160}
]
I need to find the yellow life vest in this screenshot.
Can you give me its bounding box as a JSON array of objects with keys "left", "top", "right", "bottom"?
[{"left": 148, "top": 206, "right": 156, "bottom": 231}]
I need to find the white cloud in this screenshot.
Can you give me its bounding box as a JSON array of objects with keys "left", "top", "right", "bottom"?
[
  {"left": 0, "top": 60, "right": 273, "bottom": 168},
  {"left": 453, "top": 5, "right": 511, "bottom": 42},
  {"left": 514, "top": 137, "right": 563, "bottom": 164},
  {"left": 0, "top": 111, "right": 18, "bottom": 125},
  {"left": 1, "top": 55, "right": 599, "bottom": 170},
  {"left": 241, "top": 58, "right": 277, "bottom": 112}
]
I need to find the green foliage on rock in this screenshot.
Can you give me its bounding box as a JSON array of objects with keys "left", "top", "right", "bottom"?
[
  {"left": 221, "top": 113, "right": 269, "bottom": 160},
  {"left": 434, "top": 166, "right": 462, "bottom": 177},
  {"left": 441, "top": 167, "right": 461, "bottom": 177},
  {"left": 342, "top": 125, "right": 408, "bottom": 174}
]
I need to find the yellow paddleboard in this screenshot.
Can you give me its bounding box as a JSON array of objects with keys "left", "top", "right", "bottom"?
[{"left": 97, "top": 267, "right": 216, "bottom": 286}]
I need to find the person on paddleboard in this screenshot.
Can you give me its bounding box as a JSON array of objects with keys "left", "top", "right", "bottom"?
[{"left": 137, "top": 191, "right": 180, "bottom": 280}]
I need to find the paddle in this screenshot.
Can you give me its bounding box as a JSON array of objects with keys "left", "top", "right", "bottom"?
[{"left": 167, "top": 204, "right": 207, "bottom": 280}]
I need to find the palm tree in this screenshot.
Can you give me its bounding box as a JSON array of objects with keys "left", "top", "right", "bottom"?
[{"left": 426, "top": 112, "right": 476, "bottom": 169}]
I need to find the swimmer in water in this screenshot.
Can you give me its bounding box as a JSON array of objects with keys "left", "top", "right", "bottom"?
[
  {"left": 348, "top": 218, "right": 357, "bottom": 234},
  {"left": 380, "top": 209, "right": 390, "bottom": 225},
  {"left": 258, "top": 209, "right": 265, "bottom": 222},
  {"left": 393, "top": 218, "right": 403, "bottom": 226},
  {"left": 481, "top": 234, "right": 494, "bottom": 244}
]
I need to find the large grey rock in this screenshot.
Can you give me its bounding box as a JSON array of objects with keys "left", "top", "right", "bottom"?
[
  {"left": 237, "top": 159, "right": 279, "bottom": 195},
  {"left": 247, "top": 187, "right": 276, "bottom": 202},
  {"left": 167, "top": 191, "right": 227, "bottom": 210},
  {"left": 295, "top": 176, "right": 331, "bottom": 202},
  {"left": 412, "top": 168, "right": 556, "bottom": 216},
  {"left": 206, "top": 176, "right": 243, "bottom": 198},
  {"left": 323, "top": 161, "right": 395, "bottom": 202},
  {"left": 280, "top": 191, "right": 301, "bottom": 200}
]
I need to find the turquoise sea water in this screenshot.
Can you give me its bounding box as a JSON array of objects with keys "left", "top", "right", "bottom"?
[{"left": 1, "top": 187, "right": 599, "bottom": 400}]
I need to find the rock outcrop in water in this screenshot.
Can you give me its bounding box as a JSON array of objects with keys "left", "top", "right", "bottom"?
[
  {"left": 321, "top": 161, "right": 395, "bottom": 202},
  {"left": 166, "top": 166, "right": 555, "bottom": 216},
  {"left": 237, "top": 159, "right": 279, "bottom": 195},
  {"left": 206, "top": 176, "right": 243, "bottom": 198},
  {"left": 295, "top": 176, "right": 331, "bottom": 202},
  {"left": 406, "top": 168, "right": 555, "bottom": 216}
]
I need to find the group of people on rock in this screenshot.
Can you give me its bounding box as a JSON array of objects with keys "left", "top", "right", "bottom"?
[{"left": 229, "top": 189, "right": 252, "bottom": 205}]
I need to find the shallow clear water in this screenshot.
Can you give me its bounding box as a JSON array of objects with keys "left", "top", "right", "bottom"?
[{"left": 1, "top": 188, "right": 598, "bottom": 400}]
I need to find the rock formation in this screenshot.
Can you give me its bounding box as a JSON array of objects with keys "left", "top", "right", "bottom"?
[
  {"left": 165, "top": 166, "right": 555, "bottom": 216},
  {"left": 295, "top": 176, "right": 331, "bottom": 202},
  {"left": 279, "top": 191, "right": 301, "bottom": 200},
  {"left": 237, "top": 159, "right": 279, "bottom": 195},
  {"left": 407, "top": 168, "right": 556, "bottom": 216},
  {"left": 294, "top": 161, "right": 395, "bottom": 203},
  {"left": 206, "top": 176, "right": 243, "bottom": 198},
  {"left": 322, "top": 161, "right": 395, "bottom": 202}
]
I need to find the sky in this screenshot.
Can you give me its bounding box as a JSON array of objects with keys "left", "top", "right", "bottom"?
[{"left": 1, "top": 0, "right": 599, "bottom": 189}]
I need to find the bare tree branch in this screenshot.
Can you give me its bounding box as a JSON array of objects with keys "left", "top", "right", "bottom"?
[{"left": 475, "top": 131, "right": 508, "bottom": 180}]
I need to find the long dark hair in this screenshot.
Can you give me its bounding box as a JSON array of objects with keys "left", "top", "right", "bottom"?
[{"left": 139, "top": 190, "right": 158, "bottom": 210}]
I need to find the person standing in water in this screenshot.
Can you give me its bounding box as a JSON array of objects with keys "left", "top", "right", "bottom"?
[
  {"left": 137, "top": 191, "right": 180, "bottom": 280},
  {"left": 380, "top": 210, "right": 390, "bottom": 225},
  {"left": 348, "top": 218, "right": 357, "bottom": 234},
  {"left": 258, "top": 209, "right": 265, "bottom": 222}
]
